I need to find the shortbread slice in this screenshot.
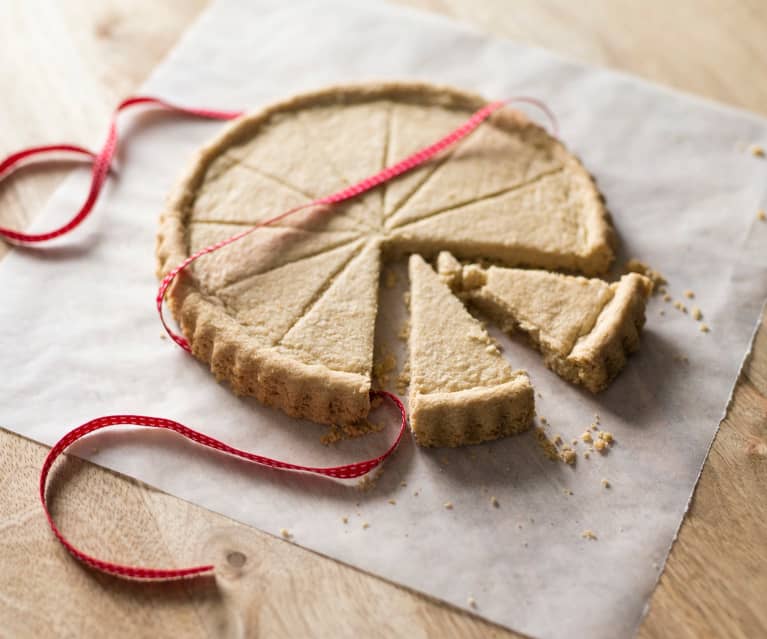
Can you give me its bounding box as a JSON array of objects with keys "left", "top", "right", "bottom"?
[
  {"left": 408, "top": 254, "right": 534, "bottom": 447},
  {"left": 460, "top": 261, "right": 652, "bottom": 392},
  {"left": 390, "top": 170, "right": 613, "bottom": 276}
]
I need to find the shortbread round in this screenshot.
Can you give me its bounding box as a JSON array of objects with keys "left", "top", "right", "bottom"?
[{"left": 156, "top": 82, "right": 615, "bottom": 428}]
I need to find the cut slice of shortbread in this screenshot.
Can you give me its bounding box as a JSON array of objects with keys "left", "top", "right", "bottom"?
[
  {"left": 408, "top": 254, "right": 534, "bottom": 447},
  {"left": 450, "top": 256, "right": 652, "bottom": 392}
]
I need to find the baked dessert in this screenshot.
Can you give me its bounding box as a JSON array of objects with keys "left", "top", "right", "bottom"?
[
  {"left": 440, "top": 253, "right": 652, "bottom": 392},
  {"left": 408, "top": 254, "right": 534, "bottom": 446},
  {"left": 156, "top": 82, "right": 615, "bottom": 429}
]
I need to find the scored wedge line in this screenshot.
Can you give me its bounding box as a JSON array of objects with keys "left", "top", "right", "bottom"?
[
  {"left": 381, "top": 146, "right": 457, "bottom": 227},
  {"left": 389, "top": 166, "right": 565, "bottom": 232},
  {"left": 294, "top": 111, "right": 383, "bottom": 230},
  {"left": 272, "top": 239, "right": 370, "bottom": 346}
]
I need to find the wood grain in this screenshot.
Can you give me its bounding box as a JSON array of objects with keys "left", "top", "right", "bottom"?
[{"left": 1, "top": 1, "right": 765, "bottom": 637}]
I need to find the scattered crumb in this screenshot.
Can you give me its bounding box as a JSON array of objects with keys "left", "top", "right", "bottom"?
[
  {"left": 683, "top": 289, "right": 695, "bottom": 299},
  {"left": 699, "top": 323, "right": 710, "bottom": 333},
  {"left": 540, "top": 416, "right": 548, "bottom": 425},
  {"left": 357, "top": 467, "right": 385, "bottom": 492},
  {"left": 560, "top": 448, "right": 577, "bottom": 465},
  {"left": 758, "top": 209, "right": 766, "bottom": 221},
  {"left": 467, "top": 596, "right": 477, "bottom": 609},
  {"left": 383, "top": 269, "right": 398, "bottom": 288},
  {"left": 594, "top": 439, "right": 607, "bottom": 453},
  {"left": 413, "top": 490, "right": 420, "bottom": 497},
  {"left": 280, "top": 528, "right": 292, "bottom": 539},
  {"left": 625, "top": 259, "right": 666, "bottom": 291},
  {"left": 400, "top": 480, "right": 407, "bottom": 488},
  {"left": 388, "top": 499, "right": 397, "bottom": 505},
  {"left": 372, "top": 348, "right": 397, "bottom": 389},
  {"left": 571, "top": 439, "right": 578, "bottom": 446},
  {"left": 362, "top": 522, "right": 370, "bottom": 529},
  {"left": 563, "top": 488, "right": 574, "bottom": 496},
  {"left": 322, "top": 419, "right": 384, "bottom": 446},
  {"left": 658, "top": 286, "right": 668, "bottom": 295},
  {"left": 659, "top": 310, "right": 666, "bottom": 316},
  {"left": 342, "top": 516, "right": 349, "bottom": 524},
  {"left": 581, "top": 529, "right": 598, "bottom": 540},
  {"left": 692, "top": 307, "right": 703, "bottom": 321},
  {"left": 601, "top": 478, "right": 611, "bottom": 489},
  {"left": 598, "top": 431, "right": 614, "bottom": 444},
  {"left": 750, "top": 144, "right": 765, "bottom": 158},
  {"left": 581, "top": 431, "right": 593, "bottom": 443},
  {"left": 553, "top": 435, "right": 563, "bottom": 446},
  {"left": 673, "top": 301, "right": 687, "bottom": 313},
  {"left": 159, "top": 334, "right": 167, "bottom": 340},
  {"left": 534, "top": 427, "right": 561, "bottom": 462},
  {"left": 584, "top": 451, "right": 590, "bottom": 459},
  {"left": 444, "top": 501, "right": 454, "bottom": 510},
  {"left": 591, "top": 423, "right": 599, "bottom": 431},
  {"left": 663, "top": 293, "right": 672, "bottom": 302}
]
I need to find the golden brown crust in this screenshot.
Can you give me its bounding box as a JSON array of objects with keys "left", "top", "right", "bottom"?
[{"left": 410, "top": 376, "right": 535, "bottom": 448}]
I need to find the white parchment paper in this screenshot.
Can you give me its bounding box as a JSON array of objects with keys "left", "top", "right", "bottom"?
[{"left": 2, "top": 1, "right": 767, "bottom": 637}]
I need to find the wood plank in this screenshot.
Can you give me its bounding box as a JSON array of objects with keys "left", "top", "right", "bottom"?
[{"left": 1, "top": 1, "right": 765, "bottom": 637}]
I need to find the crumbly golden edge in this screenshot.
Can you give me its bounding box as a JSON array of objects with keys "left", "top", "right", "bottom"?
[
  {"left": 409, "top": 374, "right": 535, "bottom": 448},
  {"left": 563, "top": 273, "right": 652, "bottom": 392}
]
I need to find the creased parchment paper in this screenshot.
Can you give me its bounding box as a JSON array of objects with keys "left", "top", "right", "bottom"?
[{"left": 2, "top": 1, "right": 767, "bottom": 637}]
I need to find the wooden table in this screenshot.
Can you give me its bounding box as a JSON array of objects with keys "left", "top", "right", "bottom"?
[{"left": 2, "top": 1, "right": 766, "bottom": 636}]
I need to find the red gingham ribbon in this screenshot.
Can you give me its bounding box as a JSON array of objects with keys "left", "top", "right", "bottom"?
[
  {"left": 1, "top": 93, "right": 557, "bottom": 580},
  {"left": 39, "top": 391, "right": 407, "bottom": 580}
]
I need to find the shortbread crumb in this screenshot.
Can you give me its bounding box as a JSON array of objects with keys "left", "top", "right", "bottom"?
[
  {"left": 750, "top": 144, "right": 765, "bottom": 157},
  {"left": 561, "top": 448, "right": 577, "bottom": 465},
  {"left": 699, "top": 323, "right": 710, "bottom": 333},
  {"left": 581, "top": 529, "right": 598, "bottom": 540},
  {"left": 490, "top": 496, "right": 500, "bottom": 508},
  {"left": 758, "top": 209, "right": 766, "bottom": 221},
  {"left": 444, "top": 501, "right": 454, "bottom": 510},
  {"left": 342, "top": 516, "right": 349, "bottom": 524},
  {"left": 601, "top": 478, "right": 611, "bottom": 489},
  {"left": 625, "top": 259, "right": 666, "bottom": 291},
  {"left": 594, "top": 439, "right": 607, "bottom": 452},
  {"left": 581, "top": 431, "right": 593, "bottom": 443},
  {"left": 468, "top": 596, "right": 477, "bottom": 609},
  {"left": 322, "top": 419, "right": 384, "bottom": 445},
  {"left": 535, "top": 427, "right": 560, "bottom": 461},
  {"left": 280, "top": 528, "right": 292, "bottom": 539},
  {"left": 683, "top": 289, "right": 695, "bottom": 299},
  {"left": 362, "top": 522, "right": 370, "bottom": 529},
  {"left": 692, "top": 307, "right": 703, "bottom": 321}
]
